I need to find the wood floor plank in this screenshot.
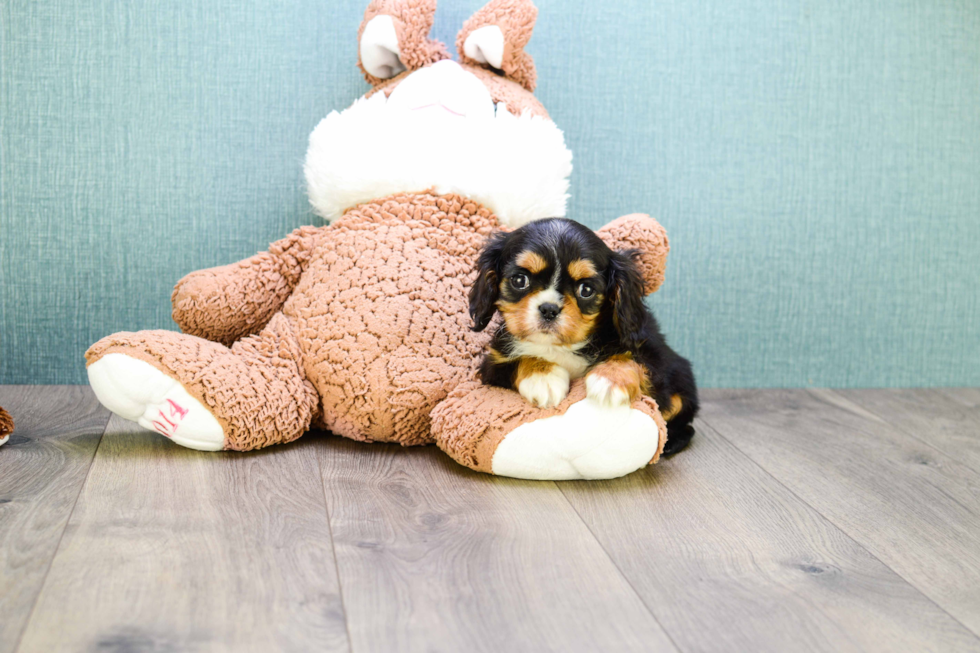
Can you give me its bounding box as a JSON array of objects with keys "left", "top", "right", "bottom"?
[
  {"left": 0, "top": 386, "right": 109, "bottom": 653},
  {"left": 559, "top": 417, "right": 979, "bottom": 652},
  {"left": 16, "top": 416, "right": 349, "bottom": 653},
  {"left": 699, "top": 388, "right": 980, "bottom": 638},
  {"left": 318, "top": 438, "right": 677, "bottom": 653},
  {"left": 841, "top": 388, "right": 980, "bottom": 473},
  {"left": 940, "top": 388, "right": 980, "bottom": 410}
]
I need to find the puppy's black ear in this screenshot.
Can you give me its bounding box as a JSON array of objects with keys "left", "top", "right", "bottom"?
[
  {"left": 607, "top": 249, "right": 648, "bottom": 349},
  {"left": 469, "top": 231, "right": 508, "bottom": 332}
]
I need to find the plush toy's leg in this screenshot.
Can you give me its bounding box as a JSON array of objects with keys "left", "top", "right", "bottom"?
[
  {"left": 430, "top": 380, "right": 667, "bottom": 481},
  {"left": 86, "top": 313, "right": 318, "bottom": 451}
]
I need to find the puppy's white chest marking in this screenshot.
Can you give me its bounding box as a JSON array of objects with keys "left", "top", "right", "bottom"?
[{"left": 511, "top": 340, "right": 590, "bottom": 379}]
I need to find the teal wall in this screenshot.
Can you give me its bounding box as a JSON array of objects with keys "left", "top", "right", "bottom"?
[{"left": 2, "top": 0, "right": 978, "bottom": 387}]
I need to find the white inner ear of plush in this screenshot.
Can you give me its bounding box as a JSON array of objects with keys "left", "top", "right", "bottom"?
[
  {"left": 305, "top": 63, "right": 572, "bottom": 228},
  {"left": 463, "top": 25, "right": 505, "bottom": 69},
  {"left": 360, "top": 15, "right": 406, "bottom": 79}
]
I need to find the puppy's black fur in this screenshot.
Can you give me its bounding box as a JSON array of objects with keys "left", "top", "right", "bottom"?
[{"left": 469, "top": 218, "right": 698, "bottom": 456}]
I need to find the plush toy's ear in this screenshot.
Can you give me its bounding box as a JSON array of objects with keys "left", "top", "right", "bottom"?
[
  {"left": 596, "top": 214, "right": 670, "bottom": 296},
  {"left": 358, "top": 0, "right": 450, "bottom": 86},
  {"left": 456, "top": 0, "right": 539, "bottom": 92},
  {"left": 469, "top": 231, "right": 509, "bottom": 332}
]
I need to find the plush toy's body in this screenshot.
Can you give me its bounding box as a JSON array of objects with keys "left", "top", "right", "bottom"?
[
  {"left": 89, "top": 192, "right": 497, "bottom": 451},
  {"left": 85, "top": 0, "right": 675, "bottom": 480}
]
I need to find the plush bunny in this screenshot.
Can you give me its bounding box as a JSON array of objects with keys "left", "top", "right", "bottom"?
[{"left": 86, "top": 0, "right": 673, "bottom": 480}]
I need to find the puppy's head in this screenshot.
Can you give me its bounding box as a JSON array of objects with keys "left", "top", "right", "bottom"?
[{"left": 469, "top": 218, "right": 648, "bottom": 349}]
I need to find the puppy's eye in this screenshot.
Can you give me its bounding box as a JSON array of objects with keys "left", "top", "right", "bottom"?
[
  {"left": 577, "top": 282, "right": 596, "bottom": 299},
  {"left": 510, "top": 273, "right": 529, "bottom": 290}
]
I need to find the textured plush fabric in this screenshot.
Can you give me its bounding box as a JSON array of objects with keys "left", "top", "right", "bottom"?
[
  {"left": 172, "top": 226, "right": 323, "bottom": 347},
  {"left": 366, "top": 63, "right": 548, "bottom": 119},
  {"left": 282, "top": 192, "right": 497, "bottom": 445},
  {"left": 304, "top": 69, "right": 568, "bottom": 226},
  {"left": 456, "top": 0, "right": 538, "bottom": 91},
  {"left": 78, "top": 0, "right": 677, "bottom": 471},
  {"left": 432, "top": 379, "right": 667, "bottom": 473},
  {"left": 86, "top": 196, "right": 670, "bottom": 453},
  {"left": 0, "top": 407, "right": 13, "bottom": 441},
  {"left": 4, "top": 0, "right": 979, "bottom": 388},
  {"left": 358, "top": 0, "right": 450, "bottom": 86},
  {"left": 86, "top": 314, "right": 320, "bottom": 451},
  {"left": 595, "top": 214, "right": 669, "bottom": 294}
]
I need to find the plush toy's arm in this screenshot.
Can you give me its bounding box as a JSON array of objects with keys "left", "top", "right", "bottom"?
[
  {"left": 171, "top": 226, "right": 326, "bottom": 346},
  {"left": 595, "top": 214, "right": 669, "bottom": 295},
  {"left": 431, "top": 380, "right": 667, "bottom": 480}
]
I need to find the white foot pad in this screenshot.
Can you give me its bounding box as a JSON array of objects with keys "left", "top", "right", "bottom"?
[
  {"left": 490, "top": 398, "right": 660, "bottom": 480},
  {"left": 88, "top": 353, "right": 225, "bottom": 451},
  {"left": 0, "top": 435, "right": 8, "bottom": 447}
]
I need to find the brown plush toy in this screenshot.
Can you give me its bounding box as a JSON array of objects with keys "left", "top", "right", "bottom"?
[
  {"left": 86, "top": 0, "right": 674, "bottom": 480},
  {"left": 0, "top": 406, "right": 13, "bottom": 447}
]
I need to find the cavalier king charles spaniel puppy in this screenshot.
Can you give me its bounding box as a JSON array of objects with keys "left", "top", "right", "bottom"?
[{"left": 469, "top": 218, "right": 698, "bottom": 455}]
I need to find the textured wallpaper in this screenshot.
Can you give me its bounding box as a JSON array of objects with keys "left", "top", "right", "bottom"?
[{"left": 2, "top": 0, "right": 978, "bottom": 386}]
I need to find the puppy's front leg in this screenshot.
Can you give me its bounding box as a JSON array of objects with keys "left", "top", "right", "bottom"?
[
  {"left": 586, "top": 354, "right": 649, "bottom": 408},
  {"left": 516, "top": 357, "right": 570, "bottom": 408}
]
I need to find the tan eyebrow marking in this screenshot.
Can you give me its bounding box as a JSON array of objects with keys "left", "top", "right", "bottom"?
[
  {"left": 568, "top": 259, "right": 597, "bottom": 280},
  {"left": 516, "top": 250, "right": 547, "bottom": 274}
]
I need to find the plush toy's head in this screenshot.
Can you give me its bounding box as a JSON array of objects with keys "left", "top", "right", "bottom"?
[{"left": 304, "top": 0, "right": 572, "bottom": 229}]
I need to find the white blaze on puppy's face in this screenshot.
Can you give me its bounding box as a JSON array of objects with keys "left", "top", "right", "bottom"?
[
  {"left": 510, "top": 267, "right": 592, "bottom": 379},
  {"left": 525, "top": 285, "right": 562, "bottom": 340}
]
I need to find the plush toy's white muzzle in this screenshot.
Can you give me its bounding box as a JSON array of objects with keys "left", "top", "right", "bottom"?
[
  {"left": 304, "top": 61, "right": 573, "bottom": 227},
  {"left": 387, "top": 60, "right": 495, "bottom": 120}
]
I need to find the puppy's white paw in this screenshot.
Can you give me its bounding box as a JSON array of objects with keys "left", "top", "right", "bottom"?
[
  {"left": 518, "top": 367, "right": 570, "bottom": 408},
  {"left": 586, "top": 373, "right": 632, "bottom": 409}
]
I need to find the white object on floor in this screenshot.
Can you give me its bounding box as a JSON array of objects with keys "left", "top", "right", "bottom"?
[
  {"left": 0, "top": 435, "right": 8, "bottom": 447},
  {"left": 87, "top": 353, "right": 225, "bottom": 451},
  {"left": 491, "top": 398, "right": 660, "bottom": 480}
]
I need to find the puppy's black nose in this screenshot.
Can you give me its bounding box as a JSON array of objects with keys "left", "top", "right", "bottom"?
[{"left": 539, "top": 303, "right": 561, "bottom": 322}]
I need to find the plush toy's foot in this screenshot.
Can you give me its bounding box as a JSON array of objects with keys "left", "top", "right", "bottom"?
[
  {"left": 431, "top": 380, "right": 668, "bottom": 481},
  {"left": 490, "top": 398, "right": 662, "bottom": 480},
  {"left": 88, "top": 353, "right": 225, "bottom": 451},
  {"left": 85, "top": 314, "right": 319, "bottom": 451}
]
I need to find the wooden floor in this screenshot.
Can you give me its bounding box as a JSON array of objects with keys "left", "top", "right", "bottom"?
[{"left": 2, "top": 387, "right": 980, "bottom": 652}]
